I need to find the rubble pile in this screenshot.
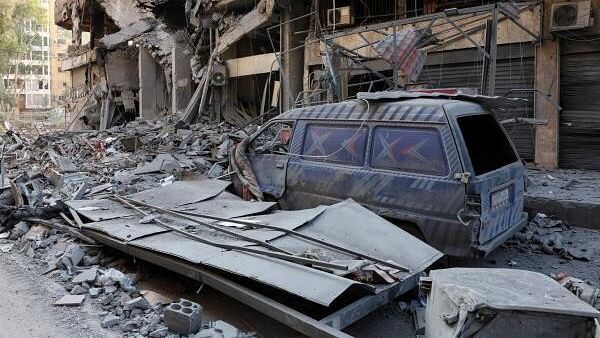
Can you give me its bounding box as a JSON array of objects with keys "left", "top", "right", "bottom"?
[
  {"left": 0, "top": 117, "right": 260, "bottom": 337},
  {"left": 508, "top": 213, "right": 591, "bottom": 261},
  {"left": 0, "top": 116, "right": 253, "bottom": 226},
  {"left": 0, "top": 215, "right": 254, "bottom": 338}
]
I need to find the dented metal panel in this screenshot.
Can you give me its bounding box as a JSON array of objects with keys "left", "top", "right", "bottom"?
[
  {"left": 93, "top": 198, "right": 440, "bottom": 307},
  {"left": 128, "top": 179, "right": 230, "bottom": 208},
  {"left": 66, "top": 198, "right": 138, "bottom": 221},
  {"left": 175, "top": 191, "right": 276, "bottom": 220},
  {"left": 81, "top": 216, "right": 169, "bottom": 241},
  {"left": 129, "top": 231, "right": 370, "bottom": 307},
  {"left": 271, "top": 200, "right": 443, "bottom": 276}
]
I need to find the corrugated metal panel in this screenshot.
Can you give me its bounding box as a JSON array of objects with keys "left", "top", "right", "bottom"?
[
  {"left": 559, "top": 41, "right": 600, "bottom": 169},
  {"left": 417, "top": 45, "right": 535, "bottom": 160}
]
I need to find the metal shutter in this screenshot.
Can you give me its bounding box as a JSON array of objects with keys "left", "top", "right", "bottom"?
[
  {"left": 559, "top": 40, "right": 600, "bottom": 169},
  {"left": 418, "top": 44, "right": 535, "bottom": 160}
]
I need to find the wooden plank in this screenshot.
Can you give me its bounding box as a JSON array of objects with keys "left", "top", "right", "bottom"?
[{"left": 225, "top": 53, "right": 279, "bottom": 78}]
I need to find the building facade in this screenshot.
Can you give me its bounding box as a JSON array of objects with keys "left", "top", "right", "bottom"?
[
  {"left": 53, "top": 0, "right": 600, "bottom": 169},
  {"left": 49, "top": 0, "right": 72, "bottom": 108}
]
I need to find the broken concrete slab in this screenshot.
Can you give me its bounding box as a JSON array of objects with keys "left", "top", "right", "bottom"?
[
  {"left": 54, "top": 294, "right": 85, "bottom": 307},
  {"left": 124, "top": 296, "right": 151, "bottom": 311},
  {"left": 59, "top": 244, "right": 85, "bottom": 268},
  {"left": 70, "top": 285, "right": 87, "bottom": 295},
  {"left": 133, "top": 153, "right": 182, "bottom": 175},
  {"left": 101, "top": 314, "right": 120, "bottom": 328},
  {"left": 24, "top": 225, "right": 49, "bottom": 241},
  {"left": 72, "top": 267, "right": 98, "bottom": 284},
  {"left": 140, "top": 290, "right": 173, "bottom": 306},
  {"left": 0, "top": 243, "right": 14, "bottom": 253},
  {"left": 89, "top": 287, "right": 102, "bottom": 298}
]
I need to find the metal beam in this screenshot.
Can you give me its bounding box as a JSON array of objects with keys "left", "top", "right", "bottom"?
[
  {"left": 442, "top": 14, "right": 490, "bottom": 59},
  {"left": 324, "top": 3, "right": 503, "bottom": 39},
  {"left": 84, "top": 230, "right": 353, "bottom": 338},
  {"left": 320, "top": 274, "right": 418, "bottom": 330},
  {"left": 498, "top": 6, "right": 540, "bottom": 42}
]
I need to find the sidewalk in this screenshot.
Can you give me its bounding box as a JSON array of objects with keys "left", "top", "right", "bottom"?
[{"left": 525, "top": 167, "right": 600, "bottom": 229}]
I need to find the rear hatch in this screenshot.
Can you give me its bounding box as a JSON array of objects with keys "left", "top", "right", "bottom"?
[{"left": 455, "top": 113, "right": 525, "bottom": 244}]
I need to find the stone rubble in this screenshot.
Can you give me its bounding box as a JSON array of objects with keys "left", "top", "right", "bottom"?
[{"left": 0, "top": 116, "right": 258, "bottom": 337}]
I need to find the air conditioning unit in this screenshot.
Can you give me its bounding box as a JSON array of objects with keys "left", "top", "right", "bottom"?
[
  {"left": 327, "top": 6, "right": 354, "bottom": 28},
  {"left": 550, "top": 1, "right": 592, "bottom": 32},
  {"left": 210, "top": 64, "right": 227, "bottom": 87}
]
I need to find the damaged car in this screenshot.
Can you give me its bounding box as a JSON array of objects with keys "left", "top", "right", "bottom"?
[{"left": 234, "top": 91, "right": 528, "bottom": 257}]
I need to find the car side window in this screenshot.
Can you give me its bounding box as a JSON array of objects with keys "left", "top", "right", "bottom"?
[
  {"left": 371, "top": 126, "right": 448, "bottom": 176},
  {"left": 302, "top": 124, "right": 367, "bottom": 165},
  {"left": 249, "top": 121, "right": 293, "bottom": 154}
]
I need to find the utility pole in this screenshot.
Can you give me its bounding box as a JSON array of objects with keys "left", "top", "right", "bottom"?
[{"left": 482, "top": 5, "right": 498, "bottom": 96}]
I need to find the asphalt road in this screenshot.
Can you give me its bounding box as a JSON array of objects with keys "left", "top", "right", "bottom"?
[{"left": 0, "top": 249, "right": 115, "bottom": 338}]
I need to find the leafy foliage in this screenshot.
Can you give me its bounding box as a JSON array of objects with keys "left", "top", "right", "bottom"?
[{"left": 0, "top": 0, "right": 46, "bottom": 108}]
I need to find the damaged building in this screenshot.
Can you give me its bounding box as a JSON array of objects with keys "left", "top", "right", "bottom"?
[
  {"left": 55, "top": 0, "right": 600, "bottom": 170},
  {"left": 0, "top": 1, "right": 599, "bottom": 337}
]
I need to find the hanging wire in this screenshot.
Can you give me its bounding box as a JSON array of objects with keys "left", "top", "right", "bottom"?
[{"left": 273, "top": 98, "right": 371, "bottom": 159}]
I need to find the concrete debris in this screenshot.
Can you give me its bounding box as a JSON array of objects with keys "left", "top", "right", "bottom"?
[
  {"left": 70, "top": 285, "right": 88, "bottom": 295},
  {"left": 141, "top": 290, "right": 173, "bottom": 306},
  {"left": 60, "top": 244, "right": 85, "bottom": 268},
  {"left": 24, "top": 225, "right": 49, "bottom": 241},
  {"left": 72, "top": 267, "right": 98, "bottom": 284},
  {"left": 508, "top": 213, "right": 591, "bottom": 261},
  {"left": 164, "top": 299, "right": 203, "bottom": 335},
  {"left": 101, "top": 314, "right": 120, "bottom": 328},
  {"left": 554, "top": 272, "right": 600, "bottom": 310},
  {"left": 124, "top": 297, "right": 152, "bottom": 311},
  {"left": 54, "top": 294, "right": 86, "bottom": 307},
  {"left": 0, "top": 243, "right": 14, "bottom": 253},
  {"left": 89, "top": 287, "right": 102, "bottom": 298}
]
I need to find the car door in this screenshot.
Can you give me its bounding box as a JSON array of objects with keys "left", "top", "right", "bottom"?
[
  {"left": 246, "top": 120, "right": 294, "bottom": 199},
  {"left": 451, "top": 111, "right": 525, "bottom": 246},
  {"left": 283, "top": 119, "right": 370, "bottom": 209}
]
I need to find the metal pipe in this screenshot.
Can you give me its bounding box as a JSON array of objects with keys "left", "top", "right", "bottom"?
[
  {"left": 113, "top": 195, "right": 348, "bottom": 271},
  {"left": 115, "top": 195, "right": 288, "bottom": 254},
  {"left": 164, "top": 208, "right": 410, "bottom": 272}
]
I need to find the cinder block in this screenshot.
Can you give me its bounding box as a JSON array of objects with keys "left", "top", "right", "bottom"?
[{"left": 163, "top": 298, "right": 202, "bottom": 335}]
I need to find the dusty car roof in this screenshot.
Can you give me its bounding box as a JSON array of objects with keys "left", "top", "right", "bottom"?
[
  {"left": 277, "top": 90, "right": 525, "bottom": 123},
  {"left": 277, "top": 98, "right": 458, "bottom": 124}
]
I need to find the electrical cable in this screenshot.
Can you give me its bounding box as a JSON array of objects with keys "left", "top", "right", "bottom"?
[{"left": 272, "top": 98, "right": 372, "bottom": 160}]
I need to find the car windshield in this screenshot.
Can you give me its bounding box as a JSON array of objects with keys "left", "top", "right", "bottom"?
[{"left": 457, "top": 113, "right": 518, "bottom": 175}]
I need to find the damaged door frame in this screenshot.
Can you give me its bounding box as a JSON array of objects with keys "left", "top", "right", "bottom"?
[{"left": 84, "top": 230, "right": 419, "bottom": 338}]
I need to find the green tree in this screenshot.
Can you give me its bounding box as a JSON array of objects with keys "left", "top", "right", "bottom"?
[{"left": 0, "top": 0, "right": 46, "bottom": 109}]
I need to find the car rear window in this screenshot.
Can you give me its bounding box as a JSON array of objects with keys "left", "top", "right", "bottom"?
[
  {"left": 302, "top": 124, "right": 367, "bottom": 165},
  {"left": 457, "top": 114, "right": 518, "bottom": 175},
  {"left": 371, "top": 127, "right": 448, "bottom": 176}
]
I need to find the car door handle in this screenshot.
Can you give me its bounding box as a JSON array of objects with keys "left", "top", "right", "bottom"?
[{"left": 276, "top": 162, "right": 284, "bottom": 169}]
